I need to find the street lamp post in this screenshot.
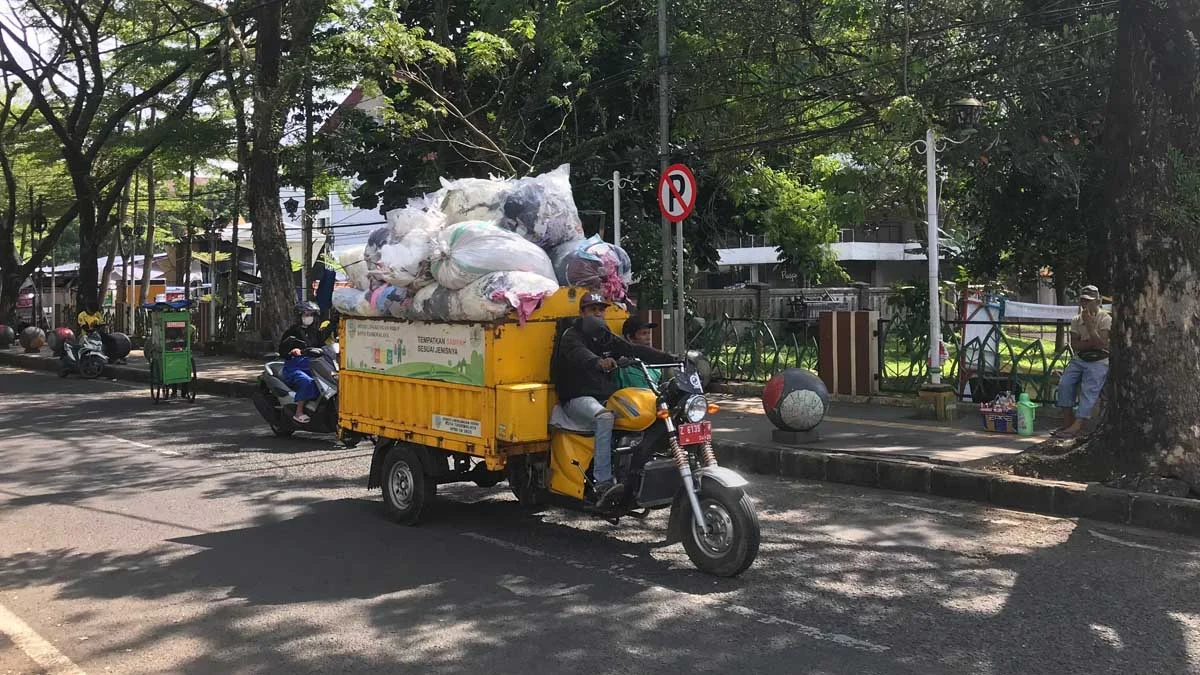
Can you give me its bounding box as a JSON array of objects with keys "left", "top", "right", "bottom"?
[
  {"left": 598, "top": 171, "right": 635, "bottom": 248},
  {"left": 910, "top": 98, "right": 984, "bottom": 390}
]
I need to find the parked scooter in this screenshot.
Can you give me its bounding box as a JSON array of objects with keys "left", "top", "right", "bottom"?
[
  {"left": 59, "top": 325, "right": 108, "bottom": 379},
  {"left": 251, "top": 343, "right": 361, "bottom": 446}
]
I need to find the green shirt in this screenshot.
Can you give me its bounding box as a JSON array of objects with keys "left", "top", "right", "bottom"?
[{"left": 614, "top": 365, "right": 661, "bottom": 390}]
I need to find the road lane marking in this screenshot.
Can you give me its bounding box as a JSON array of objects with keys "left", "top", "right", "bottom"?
[
  {"left": 0, "top": 602, "right": 86, "bottom": 675},
  {"left": 1089, "top": 530, "right": 1178, "bottom": 554},
  {"left": 98, "top": 433, "right": 154, "bottom": 450},
  {"left": 462, "top": 531, "right": 890, "bottom": 654},
  {"left": 886, "top": 502, "right": 1021, "bottom": 526}
]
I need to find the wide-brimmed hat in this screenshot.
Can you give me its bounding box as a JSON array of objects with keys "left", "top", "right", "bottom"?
[{"left": 1079, "top": 284, "right": 1100, "bottom": 301}]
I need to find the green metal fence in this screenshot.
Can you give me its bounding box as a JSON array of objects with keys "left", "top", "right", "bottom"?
[{"left": 689, "top": 315, "right": 819, "bottom": 382}]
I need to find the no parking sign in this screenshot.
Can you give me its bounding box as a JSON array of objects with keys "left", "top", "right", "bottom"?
[{"left": 657, "top": 163, "right": 697, "bottom": 223}]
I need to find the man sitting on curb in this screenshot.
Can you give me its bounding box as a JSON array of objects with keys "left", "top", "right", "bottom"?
[{"left": 1053, "top": 284, "right": 1111, "bottom": 439}]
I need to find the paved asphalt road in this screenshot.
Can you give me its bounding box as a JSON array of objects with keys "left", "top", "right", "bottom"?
[{"left": 2, "top": 366, "right": 1200, "bottom": 674}]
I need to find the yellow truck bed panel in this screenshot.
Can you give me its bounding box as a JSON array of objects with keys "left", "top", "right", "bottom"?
[{"left": 339, "top": 287, "right": 628, "bottom": 466}]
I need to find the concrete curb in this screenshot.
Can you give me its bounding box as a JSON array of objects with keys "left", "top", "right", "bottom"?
[
  {"left": 0, "top": 349, "right": 258, "bottom": 399},
  {"left": 714, "top": 438, "right": 1200, "bottom": 538},
  {"left": 710, "top": 380, "right": 928, "bottom": 408}
]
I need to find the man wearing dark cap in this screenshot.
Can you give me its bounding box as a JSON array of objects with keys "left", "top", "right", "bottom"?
[
  {"left": 551, "top": 293, "right": 673, "bottom": 505},
  {"left": 1053, "top": 284, "right": 1111, "bottom": 438},
  {"left": 615, "top": 317, "right": 662, "bottom": 390}
]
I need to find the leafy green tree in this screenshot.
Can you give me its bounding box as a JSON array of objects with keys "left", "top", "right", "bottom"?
[{"left": 0, "top": 0, "right": 225, "bottom": 312}]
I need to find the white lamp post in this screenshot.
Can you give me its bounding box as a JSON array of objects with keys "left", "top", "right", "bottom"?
[
  {"left": 910, "top": 97, "right": 984, "bottom": 387},
  {"left": 597, "top": 171, "right": 635, "bottom": 248}
]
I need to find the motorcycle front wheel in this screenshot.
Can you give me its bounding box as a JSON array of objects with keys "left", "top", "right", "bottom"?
[
  {"left": 79, "top": 354, "right": 106, "bottom": 379},
  {"left": 680, "top": 483, "right": 761, "bottom": 577}
]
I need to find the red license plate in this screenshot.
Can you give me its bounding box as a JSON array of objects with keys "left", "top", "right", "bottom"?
[{"left": 678, "top": 421, "right": 712, "bottom": 446}]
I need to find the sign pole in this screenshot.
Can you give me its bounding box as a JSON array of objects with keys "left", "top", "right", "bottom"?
[{"left": 675, "top": 219, "right": 685, "bottom": 353}]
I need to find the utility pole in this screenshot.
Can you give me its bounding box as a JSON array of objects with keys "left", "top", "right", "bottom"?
[
  {"left": 657, "top": 0, "right": 673, "bottom": 350},
  {"left": 27, "top": 186, "right": 38, "bottom": 327},
  {"left": 184, "top": 163, "right": 195, "bottom": 294},
  {"left": 228, "top": 172, "right": 242, "bottom": 341}
]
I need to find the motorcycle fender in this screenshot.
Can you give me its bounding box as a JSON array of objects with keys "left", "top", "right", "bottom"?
[
  {"left": 368, "top": 440, "right": 394, "bottom": 490},
  {"left": 696, "top": 465, "right": 750, "bottom": 489},
  {"left": 664, "top": 467, "right": 749, "bottom": 545}
]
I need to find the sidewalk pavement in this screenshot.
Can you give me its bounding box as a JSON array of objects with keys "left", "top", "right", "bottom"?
[
  {"left": 0, "top": 345, "right": 1043, "bottom": 467},
  {"left": 0, "top": 346, "right": 263, "bottom": 397},
  {"left": 710, "top": 396, "right": 1045, "bottom": 468}
]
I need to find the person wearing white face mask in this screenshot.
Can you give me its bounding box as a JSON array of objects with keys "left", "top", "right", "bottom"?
[{"left": 277, "top": 301, "right": 333, "bottom": 424}]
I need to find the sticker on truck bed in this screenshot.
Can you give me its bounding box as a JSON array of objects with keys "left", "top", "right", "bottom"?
[
  {"left": 432, "top": 414, "right": 483, "bottom": 437},
  {"left": 344, "top": 319, "right": 485, "bottom": 386}
]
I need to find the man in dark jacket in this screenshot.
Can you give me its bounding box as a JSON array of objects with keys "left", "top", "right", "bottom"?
[
  {"left": 278, "top": 301, "right": 335, "bottom": 424},
  {"left": 551, "top": 293, "right": 673, "bottom": 505}
]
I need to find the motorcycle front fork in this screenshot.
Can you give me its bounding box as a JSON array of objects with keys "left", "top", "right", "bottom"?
[{"left": 661, "top": 408, "right": 709, "bottom": 534}]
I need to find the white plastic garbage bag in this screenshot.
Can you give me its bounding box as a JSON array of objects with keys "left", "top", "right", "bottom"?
[
  {"left": 337, "top": 245, "right": 370, "bottom": 291},
  {"left": 377, "top": 229, "right": 434, "bottom": 288},
  {"left": 497, "top": 164, "right": 585, "bottom": 248},
  {"left": 439, "top": 177, "right": 511, "bottom": 225},
  {"left": 385, "top": 201, "right": 444, "bottom": 240},
  {"left": 429, "top": 221, "right": 557, "bottom": 290}
]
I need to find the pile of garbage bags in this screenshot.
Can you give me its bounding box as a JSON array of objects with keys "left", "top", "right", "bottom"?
[{"left": 332, "top": 164, "right": 633, "bottom": 324}]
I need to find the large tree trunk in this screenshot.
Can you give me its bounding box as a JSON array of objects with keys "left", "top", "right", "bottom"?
[
  {"left": 1099, "top": 0, "right": 1200, "bottom": 484},
  {"left": 247, "top": 0, "right": 294, "bottom": 340},
  {"left": 139, "top": 156, "right": 156, "bottom": 305},
  {"left": 1015, "top": 0, "right": 1200, "bottom": 487},
  {"left": 244, "top": 0, "right": 325, "bottom": 340}
]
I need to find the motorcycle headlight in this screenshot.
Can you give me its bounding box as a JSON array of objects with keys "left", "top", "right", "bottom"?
[{"left": 683, "top": 395, "right": 708, "bottom": 423}]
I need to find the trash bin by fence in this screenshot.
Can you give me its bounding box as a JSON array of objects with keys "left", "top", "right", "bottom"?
[{"left": 817, "top": 311, "right": 879, "bottom": 396}]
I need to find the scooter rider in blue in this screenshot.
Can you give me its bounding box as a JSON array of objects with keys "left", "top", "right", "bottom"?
[{"left": 277, "top": 301, "right": 335, "bottom": 424}]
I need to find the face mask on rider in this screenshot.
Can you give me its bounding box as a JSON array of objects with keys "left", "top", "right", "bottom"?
[{"left": 301, "top": 316, "right": 315, "bottom": 327}]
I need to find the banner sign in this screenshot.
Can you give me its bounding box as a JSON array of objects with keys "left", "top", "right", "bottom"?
[{"left": 344, "top": 319, "right": 486, "bottom": 386}]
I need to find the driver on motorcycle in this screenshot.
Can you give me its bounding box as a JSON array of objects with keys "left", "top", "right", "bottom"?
[
  {"left": 278, "top": 301, "right": 335, "bottom": 424},
  {"left": 551, "top": 293, "right": 674, "bottom": 506},
  {"left": 76, "top": 301, "right": 117, "bottom": 359}
]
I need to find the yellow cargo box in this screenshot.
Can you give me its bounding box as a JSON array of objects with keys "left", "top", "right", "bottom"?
[{"left": 338, "top": 287, "right": 627, "bottom": 469}]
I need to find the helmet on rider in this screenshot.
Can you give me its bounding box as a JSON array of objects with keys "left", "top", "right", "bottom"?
[{"left": 295, "top": 301, "right": 320, "bottom": 327}]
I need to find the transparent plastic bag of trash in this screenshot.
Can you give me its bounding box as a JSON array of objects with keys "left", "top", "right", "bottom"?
[
  {"left": 384, "top": 198, "right": 445, "bottom": 241},
  {"left": 332, "top": 287, "right": 382, "bottom": 317},
  {"left": 457, "top": 271, "right": 560, "bottom": 324},
  {"left": 551, "top": 235, "right": 633, "bottom": 299},
  {"left": 496, "top": 164, "right": 585, "bottom": 249}
]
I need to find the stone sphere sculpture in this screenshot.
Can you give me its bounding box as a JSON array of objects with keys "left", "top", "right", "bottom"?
[{"left": 762, "top": 368, "right": 830, "bottom": 432}]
